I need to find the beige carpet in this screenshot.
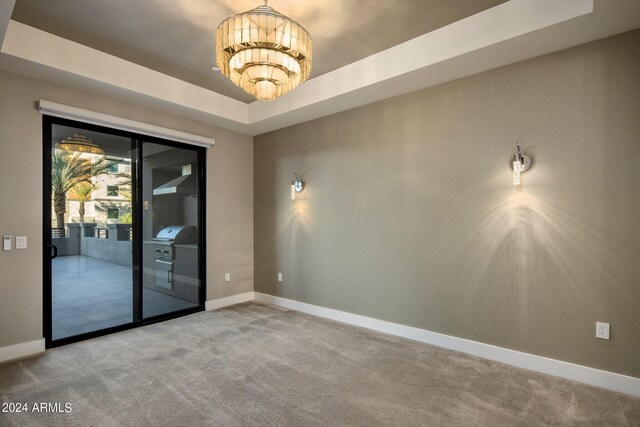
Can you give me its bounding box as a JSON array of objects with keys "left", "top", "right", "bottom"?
[{"left": 0, "top": 302, "right": 638, "bottom": 426}]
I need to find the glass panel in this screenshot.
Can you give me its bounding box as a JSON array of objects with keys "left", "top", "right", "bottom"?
[
  {"left": 51, "top": 124, "right": 134, "bottom": 341},
  {"left": 141, "top": 142, "right": 201, "bottom": 319}
]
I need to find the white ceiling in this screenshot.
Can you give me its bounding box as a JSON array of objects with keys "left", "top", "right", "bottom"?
[
  {"left": 1, "top": 0, "right": 640, "bottom": 137},
  {"left": 10, "top": 0, "right": 507, "bottom": 103}
]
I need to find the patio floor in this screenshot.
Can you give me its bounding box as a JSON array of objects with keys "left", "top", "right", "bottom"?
[{"left": 52, "top": 255, "right": 197, "bottom": 340}]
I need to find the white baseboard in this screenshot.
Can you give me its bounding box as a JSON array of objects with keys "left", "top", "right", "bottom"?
[
  {"left": 0, "top": 339, "right": 46, "bottom": 364},
  {"left": 5, "top": 294, "right": 637, "bottom": 397},
  {"left": 205, "top": 292, "right": 255, "bottom": 311},
  {"left": 253, "top": 292, "right": 640, "bottom": 397}
]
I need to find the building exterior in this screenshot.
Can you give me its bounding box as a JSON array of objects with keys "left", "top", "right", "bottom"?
[{"left": 56, "top": 154, "right": 132, "bottom": 227}]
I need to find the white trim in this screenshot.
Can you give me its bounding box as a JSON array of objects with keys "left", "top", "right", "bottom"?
[
  {"left": 253, "top": 293, "right": 640, "bottom": 397},
  {"left": 3, "top": 298, "right": 638, "bottom": 397},
  {"left": 205, "top": 292, "right": 255, "bottom": 311},
  {"left": 1, "top": 20, "right": 248, "bottom": 130},
  {"left": 0, "top": 338, "right": 45, "bottom": 364},
  {"left": 4, "top": 1, "right": 639, "bottom": 136},
  {"left": 247, "top": 0, "right": 595, "bottom": 133},
  {"left": 0, "top": 0, "right": 16, "bottom": 48},
  {"left": 38, "top": 100, "right": 215, "bottom": 148}
]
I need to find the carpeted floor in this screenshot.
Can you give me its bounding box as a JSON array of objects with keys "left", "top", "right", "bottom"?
[{"left": 0, "top": 302, "right": 639, "bottom": 426}]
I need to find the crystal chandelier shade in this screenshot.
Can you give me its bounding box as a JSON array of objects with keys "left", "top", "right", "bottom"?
[
  {"left": 215, "top": 2, "right": 312, "bottom": 101},
  {"left": 55, "top": 133, "right": 104, "bottom": 155}
]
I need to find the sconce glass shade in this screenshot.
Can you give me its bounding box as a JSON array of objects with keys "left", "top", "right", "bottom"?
[
  {"left": 55, "top": 133, "right": 104, "bottom": 155},
  {"left": 215, "top": 3, "right": 312, "bottom": 101},
  {"left": 291, "top": 173, "right": 305, "bottom": 200},
  {"left": 513, "top": 160, "right": 522, "bottom": 185},
  {"left": 511, "top": 142, "right": 532, "bottom": 185}
]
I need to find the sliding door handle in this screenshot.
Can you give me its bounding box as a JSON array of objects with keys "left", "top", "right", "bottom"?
[{"left": 46, "top": 244, "right": 58, "bottom": 260}]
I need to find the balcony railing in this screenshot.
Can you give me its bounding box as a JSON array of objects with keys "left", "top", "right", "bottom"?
[
  {"left": 83, "top": 227, "right": 108, "bottom": 239},
  {"left": 51, "top": 223, "right": 132, "bottom": 267},
  {"left": 51, "top": 228, "right": 65, "bottom": 238},
  {"left": 93, "top": 228, "right": 109, "bottom": 239}
]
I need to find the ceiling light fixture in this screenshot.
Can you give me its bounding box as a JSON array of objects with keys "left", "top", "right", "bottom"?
[
  {"left": 215, "top": 0, "right": 312, "bottom": 101},
  {"left": 56, "top": 133, "right": 104, "bottom": 155}
]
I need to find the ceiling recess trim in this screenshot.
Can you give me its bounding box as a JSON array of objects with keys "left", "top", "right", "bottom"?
[
  {"left": 246, "top": 0, "right": 595, "bottom": 131},
  {"left": 1, "top": 20, "right": 247, "bottom": 128},
  {"left": 2, "top": 0, "right": 640, "bottom": 136},
  {"left": 0, "top": 0, "right": 15, "bottom": 47},
  {"left": 38, "top": 100, "right": 215, "bottom": 148}
]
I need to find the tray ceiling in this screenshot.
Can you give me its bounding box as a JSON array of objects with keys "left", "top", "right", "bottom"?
[{"left": 11, "top": 0, "right": 506, "bottom": 103}]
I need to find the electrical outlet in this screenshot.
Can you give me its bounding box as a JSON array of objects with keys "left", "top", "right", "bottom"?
[
  {"left": 596, "top": 322, "right": 610, "bottom": 340},
  {"left": 3, "top": 235, "right": 11, "bottom": 251},
  {"left": 224, "top": 273, "right": 231, "bottom": 282},
  {"left": 277, "top": 272, "right": 283, "bottom": 282}
]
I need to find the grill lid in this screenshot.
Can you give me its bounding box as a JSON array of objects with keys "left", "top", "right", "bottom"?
[{"left": 154, "top": 225, "right": 197, "bottom": 244}]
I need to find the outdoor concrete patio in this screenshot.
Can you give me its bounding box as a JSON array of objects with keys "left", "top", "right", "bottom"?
[{"left": 52, "top": 255, "right": 197, "bottom": 340}]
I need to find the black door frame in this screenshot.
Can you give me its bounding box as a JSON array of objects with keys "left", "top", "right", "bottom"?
[{"left": 43, "top": 115, "right": 206, "bottom": 348}]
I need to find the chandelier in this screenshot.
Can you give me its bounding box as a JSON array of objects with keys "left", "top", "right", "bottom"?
[
  {"left": 215, "top": 1, "right": 312, "bottom": 101},
  {"left": 56, "top": 133, "right": 104, "bottom": 155}
]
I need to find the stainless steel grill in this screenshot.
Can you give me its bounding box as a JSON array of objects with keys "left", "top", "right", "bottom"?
[
  {"left": 152, "top": 226, "right": 197, "bottom": 290},
  {"left": 153, "top": 225, "right": 197, "bottom": 244}
]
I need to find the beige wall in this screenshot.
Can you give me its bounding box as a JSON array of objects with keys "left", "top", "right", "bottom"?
[
  {"left": 0, "top": 70, "right": 253, "bottom": 348},
  {"left": 254, "top": 30, "right": 640, "bottom": 377}
]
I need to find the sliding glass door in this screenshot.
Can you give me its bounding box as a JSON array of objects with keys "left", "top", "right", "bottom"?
[
  {"left": 44, "top": 117, "right": 205, "bottom": 347},
  {"left": 141, "top": 142, "right": 203, "bottom": 319},
  {"left": 46, "top": 122, "right": 136, "bottom": 342}
]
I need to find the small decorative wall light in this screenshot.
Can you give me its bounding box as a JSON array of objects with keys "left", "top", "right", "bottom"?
[
  {"left": 291, "top": 173, "right": 305, "bottom": 200},
  {"left": 511, "top": 142, "right": 531, "bottom": 185}
]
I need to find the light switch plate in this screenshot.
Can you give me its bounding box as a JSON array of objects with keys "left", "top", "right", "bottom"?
[
  {"left": 3, "top": 235, "right": 11, "bottom": 251},
  {"left": 16, "top": 236, "right": 27, "bottom": 250}
]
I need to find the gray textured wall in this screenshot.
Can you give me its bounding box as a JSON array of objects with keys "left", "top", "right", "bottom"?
[
  {"left": 0, "top": 70, "right": 254, "bottom": 349},
  {"left": 254, "top": 30, "right": 640, "bottom": 377}
]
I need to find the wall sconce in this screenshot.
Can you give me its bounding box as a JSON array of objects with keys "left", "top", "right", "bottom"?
[
  {"left": 291, "top": 173, "right": 305, "bottom": 200},
  {"left": 511, "top": 142, "right": 531, "bottom": 185}
]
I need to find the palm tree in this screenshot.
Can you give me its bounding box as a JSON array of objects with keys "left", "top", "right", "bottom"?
[
  {"left": 51, "top": 150, "right": 112, "bottom": 235},
  {"left": 116, "top": 171, "right": 132, "bottom": 202},
  {"left": 67, "top": 182, "right": 95, "bottom": 223}
]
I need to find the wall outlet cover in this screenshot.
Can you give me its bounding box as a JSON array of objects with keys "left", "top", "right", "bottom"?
[
  {"left": 16, "top": 236, "right": 27, "bottom": 249},
  {"left": 596, "top": 322, "right": 610, "bottom": 340},
  {"left": 224, "top": 273, "right": 231, "bottom": 282},
  {"left": 277, "top": 272, "right": 283, "bottom": 282},
  {"left": 3, "top": 235, "right": 11, "bottom": 251}
]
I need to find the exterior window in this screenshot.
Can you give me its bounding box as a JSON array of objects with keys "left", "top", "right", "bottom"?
[
  {"left": 107, "top": 186, "right": 119, "bottom": 197},
  {"left": 107, "top": 207, "right": 119, "bottom": 219},
  {"left": 107, "top": 162, "right": 119, "bottom": 174}
]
